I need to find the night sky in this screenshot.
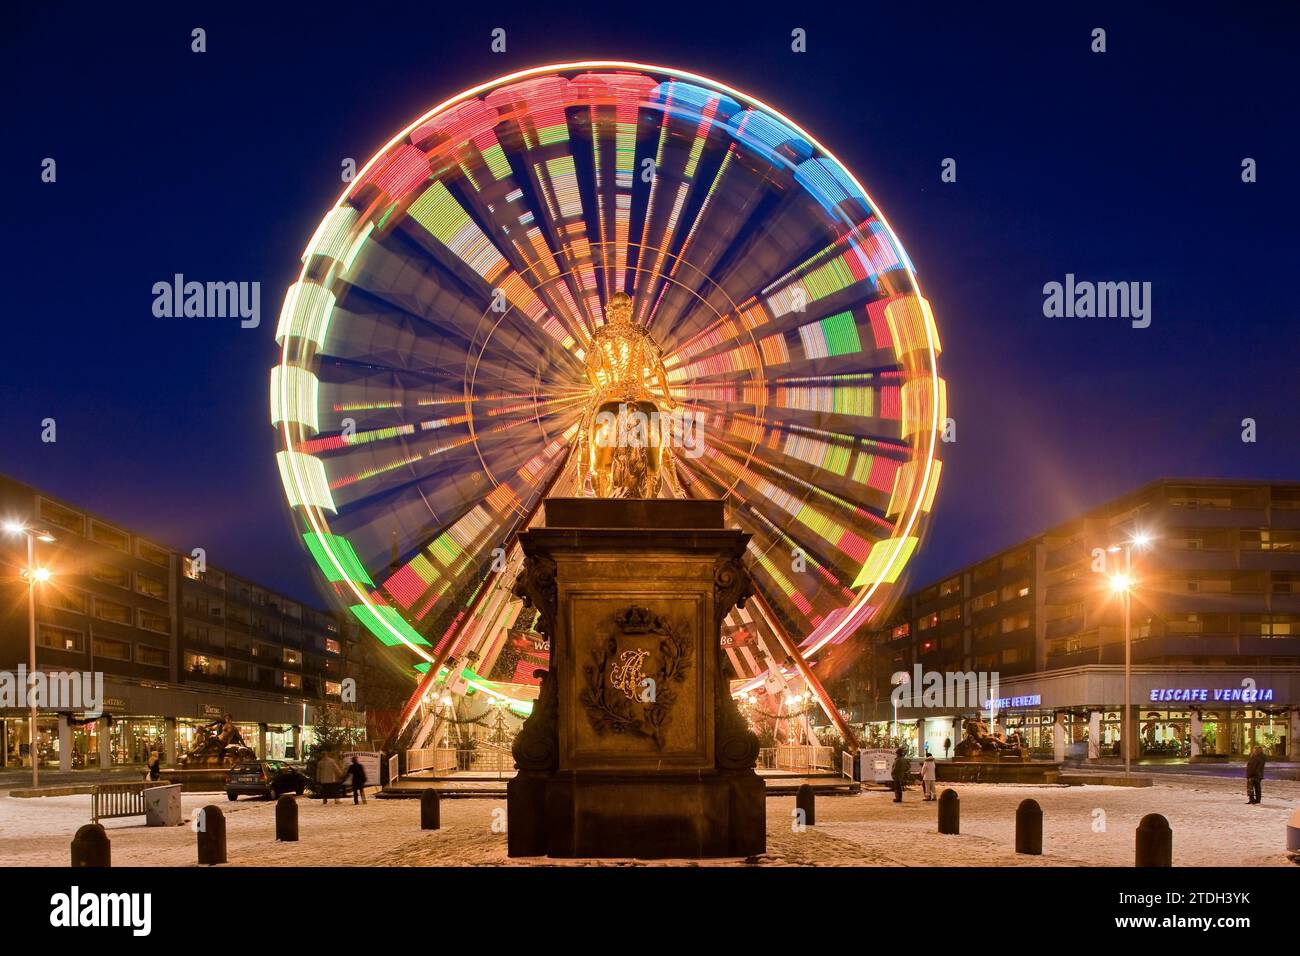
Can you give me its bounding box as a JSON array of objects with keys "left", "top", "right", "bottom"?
[{"left": 3, "top": 1, "right": 1297, "bottom": 610}]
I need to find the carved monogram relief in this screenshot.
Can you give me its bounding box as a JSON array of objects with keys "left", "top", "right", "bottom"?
[{"left": 580, "top": 605, "right": 692, "bottom": 749}]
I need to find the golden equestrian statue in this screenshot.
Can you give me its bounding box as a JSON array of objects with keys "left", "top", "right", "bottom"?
[{"left": 579, "top": 291, "right": 683, "bottom": 498}]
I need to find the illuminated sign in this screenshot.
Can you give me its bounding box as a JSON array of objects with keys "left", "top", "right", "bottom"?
[
  {"left": 1149, "top": 688, "right": 1274, "bottom": 703},
  {"left": 983, "top": 694, "right": 1041, "bottom": 710}
]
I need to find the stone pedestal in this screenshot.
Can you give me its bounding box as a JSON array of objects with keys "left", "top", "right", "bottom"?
[{"left": 507, "top": 498, "right": 764, "bottom": 859}]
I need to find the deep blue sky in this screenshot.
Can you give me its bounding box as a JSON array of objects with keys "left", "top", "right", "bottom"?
[{"left": 2, "top": 1, "right": 1297, "bottom": 608}]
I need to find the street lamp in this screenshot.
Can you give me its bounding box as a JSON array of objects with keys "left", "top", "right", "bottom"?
[
  {"left": 5, "top": 521, "right": 56, "bottom": 787},
  {"left": 1106, "top": 531, "right": 1152, "bottom": 778}
]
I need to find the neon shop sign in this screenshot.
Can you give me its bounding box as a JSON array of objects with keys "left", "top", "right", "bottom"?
[{"left": 1149, "top": 688, "right": 1275, "bottom": 703}]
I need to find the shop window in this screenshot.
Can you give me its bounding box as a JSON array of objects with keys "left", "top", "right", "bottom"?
[
  {"left": 135, "top": 572, "right": 169, "bottom": 601},
  {"left": 93, "top": 598, "right": 132, "bottom": 625},
  {"left": 89, "top": 520, "right": 130, "bottom": 552},
  {"left": 136, "top": 645, "right": 169, "bottom": 668},
  {"left": 138, "top": 609, "right": 170, "bottom": 634},
  {"left": 38, "top": 498, "right": 85, "bottom": 535},
  {"left": 93, "top": 637, "right": 130, "bottom": 661},
  {"left": 90, "top": 562, "right": 130, "bottom": 589},
  {"left": 38, "top": 624, "right": 84, "bottom": 653}
]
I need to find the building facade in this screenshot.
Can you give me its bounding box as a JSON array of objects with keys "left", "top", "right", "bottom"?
[
  {"left": 0, "top": 474, "right": 361, "bottom": 770},
  {"left": 836, "top": 478, "right": 1300, "bottom": 761}
]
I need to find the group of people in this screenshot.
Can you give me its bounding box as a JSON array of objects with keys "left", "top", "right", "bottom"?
[
  {"left": 315, "top": 752, "right": 369, "bottom": 805},
  {"left": 891, "top": 747, "right": 939, "bottom": 802}
]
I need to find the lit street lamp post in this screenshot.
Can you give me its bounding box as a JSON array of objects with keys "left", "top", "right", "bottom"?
[
  {"left": 1108, "top": 532, "right": 1151, "bottom": 779},
  {"left": 5, "top": 521, "right": 56, "bottom": 788}
]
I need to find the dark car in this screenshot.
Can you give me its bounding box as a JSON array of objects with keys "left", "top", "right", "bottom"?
[{"left": 225, "top": 760, "right": 307, "bottom": 801}]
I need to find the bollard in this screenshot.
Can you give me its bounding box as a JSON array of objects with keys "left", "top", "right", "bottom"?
[
  {"left": 420, "top": 789, "right": 441, "bottom": 830},
  {"left": 275, "top": 794, "right": 299, "bottom": 842},
  {"left": 1015, "top": 798, "right": 1042, "bottom": 855},
  {"left": 196, "top": 804, "right": 228, "bottom": 865},
  {"left": 795, "top": 784, "right": 816, "bottom": 827},
  {"left": 1287, "top": 808, "right": 1300, "bottom": 853},
  {"left": 1135, "top": 813, "right": 1172, "bottom": 867},
  {"left": 71, "top": 823, "right": 111, "bottom": 867},
  {"left": 937, "top": 788, "right": 960, "bottom": 835}
]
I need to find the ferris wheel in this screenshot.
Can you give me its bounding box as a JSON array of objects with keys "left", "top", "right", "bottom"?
[{"left": 271, "top": 61, "right": 945, "bottom": 736}]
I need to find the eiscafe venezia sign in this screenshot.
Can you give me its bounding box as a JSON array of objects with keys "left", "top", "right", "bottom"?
[{"left": 1149, "top": 687, "right": 1275, "bottom": 703}]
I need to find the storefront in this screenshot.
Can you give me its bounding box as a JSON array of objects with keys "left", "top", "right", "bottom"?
[
  {"left": 1, "top": 680, "right": 331, "bottom": 770},
  {"left": 970, "top": 667, "right": 1300, "bottom": 761}
]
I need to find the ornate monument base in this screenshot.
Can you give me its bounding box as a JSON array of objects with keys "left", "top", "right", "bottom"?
[{"left": 507, "top": 498, "right": 765, "bottom": 859}]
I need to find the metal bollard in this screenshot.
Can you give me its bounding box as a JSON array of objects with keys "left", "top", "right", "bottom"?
[
  {"left": 71, "top": 823, "right": 111, "bottom": 867},
  {"left": 1135, "top": 813, "right": 1172, "bottom": 867},
  {"left": 420, "top": 789, "right": 441, "bottom": 830},
  {"left": 795, "top": 784, "right": 816, "bottom": 827},
  {"left": 196, "top": 804, "right": 228, "bottom": 865},
  {"left": 937, "top": 788, "right": 960, "bottom": 834},
  {"left": 276, "top": 794, "right": 299, "bottom": 842},
  {"left": 1015, "top": 798, "right": 1042, "bottom": 855}
]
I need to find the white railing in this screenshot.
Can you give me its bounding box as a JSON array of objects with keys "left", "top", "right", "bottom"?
[
  {"left": 758, "top": 745, "right": 835, "bottom": 773},
  {"left": 387, "top": 753, "right": 400, "bottom": 785},
  {"left": 778, "top": 744, "right": 834, "bottom": 772},
  {"left": 406, "top": 747, "right": 457, "bottom": 775}
]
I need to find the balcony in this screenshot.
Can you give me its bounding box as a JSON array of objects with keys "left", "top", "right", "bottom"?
[{"left": 1045, "top": 615, "right": 1085, "bottom": 640}]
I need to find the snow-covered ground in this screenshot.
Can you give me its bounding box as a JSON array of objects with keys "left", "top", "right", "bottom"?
[{"left": 2, "top": 774, "right": 1295, "bottom": 867}]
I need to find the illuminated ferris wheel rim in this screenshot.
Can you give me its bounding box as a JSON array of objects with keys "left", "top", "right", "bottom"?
[{"left": 275, "top": 59, "right": 943, "bottom": 698}]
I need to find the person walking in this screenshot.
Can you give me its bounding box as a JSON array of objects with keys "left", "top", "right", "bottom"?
[
  {"left": 1245, "top": 745, "right": 1266, "bottom": 804},
  {"left": 891, "top": 746, "right": 910, "bottom": 803},
  {"left": 147, "top": 750, "right": 161, "bottom": 782},
  {"left": 346, "top": 755, "right": 368, "bottom": 805},
  {"left": 943, "top": 736, "right": 951, "bottom": 759},
  {"left": 317, "top": 751, "right": 344, "bottom": 805},
  {"left": 921, "top": 754, "right": 937, "bottom": 800}
]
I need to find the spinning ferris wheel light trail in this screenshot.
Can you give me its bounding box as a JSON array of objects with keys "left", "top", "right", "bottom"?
[{"left": 270, "top": 61, "right": 946, "bottom": 742}]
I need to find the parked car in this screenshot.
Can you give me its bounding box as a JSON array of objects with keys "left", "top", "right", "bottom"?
[{"left": 225, "top": 760, "right": 307, "bottom": 801}]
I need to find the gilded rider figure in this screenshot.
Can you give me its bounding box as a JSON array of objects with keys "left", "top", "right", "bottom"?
[{"left": 579, "top": 291, "right": 682, "bottom": 498}]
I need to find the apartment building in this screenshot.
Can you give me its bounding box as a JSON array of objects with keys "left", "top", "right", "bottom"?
[
  {"left": 834, "top": 478, "right": 1300, "bottom": 761},
  {"left": 0, "top": 474, "right": 360, "bottom": 770}
]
